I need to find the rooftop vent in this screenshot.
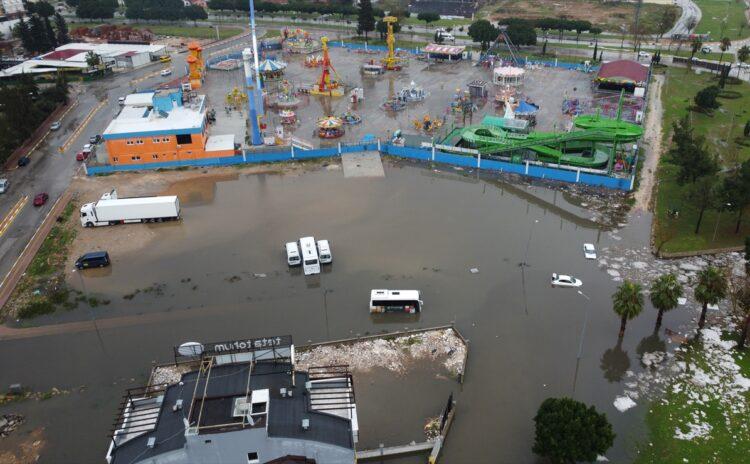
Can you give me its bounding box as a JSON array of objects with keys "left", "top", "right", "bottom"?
[
  {"left": 146, "top": 437, "right": 156, "bottom": 448},
  {"left": 301, "top": 419, "right": 310, "bottom": 430},
  {"left": 172, "top": 399, "right": 183, "bottom": 412}
]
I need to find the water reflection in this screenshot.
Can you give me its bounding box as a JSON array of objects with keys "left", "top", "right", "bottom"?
[
  {"left": 636, "top": 333, "right": 667, "bottom": 363},
  {"left": 600, "top": 339, "right": 631, "bottom": 383}
]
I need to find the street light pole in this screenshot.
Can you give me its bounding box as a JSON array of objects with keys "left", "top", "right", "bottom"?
[{"left": 572, "top": 289, "right": 591, "bottom": 396}]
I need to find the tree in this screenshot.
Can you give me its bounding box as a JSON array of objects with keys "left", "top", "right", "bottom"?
[
  {"left": 695, "top": 266, "right": 728, "bottom": 330},
  {"left": 433, "top": 30, "right": 444, "bottom": 44},
  {"left": 28, "top": 0, "right": 56, "bottom": 17},
  {"left": 719, "top": 37, "right": 731, "bottom": 64},
  {"left": 592, "top": 40, "right": 598, "bottom": 61},
  {"left": 506, "top": 21, "right": 537, "bottom": 46},
  {"left": 572, "top": 20, "right": 591, "bottom": 43},
  {"left": 77, "top": 0, "right": 117, "bottom": 19},
  {"left": 541, "top": 39, "right": 548, "bottom": 56},
  {"left": 668, "top": 116, "right": 719, "bottom": 184},
  {"left": 735, "top": 278, "right": 750, "bottom": 349},
  {"left": 417, "top": 11, "right": 440, "bottom": 29},
  {"left": 688, "top": 175, "right": 719, "bottom": 234},
  {"left": 737, "top": 45, "right": 750, "bottom": 76},
  {"left": 13, "top": 17, "right": 34, "bottom": 54},
  {"left": 612, "top": 280, "right": 643, "bottom": 338},
  {"left": 53, "top": 71, "right": 69, "bottom": 104},
  {"left": 28, "top": 15, "right": 50, "bottom": 54},
  {"left": 467, "top": 19, "right": 497, "bottom": 51},
  {"left": 54, "top": 13, "right": 70, "bottom": 45},
  {"left": 650, "top": 274, "right": 683, "bottom": 331},
  {"left": 43, "top": 16, "right": 58, "bottom": 50},
  {"left": 694, "top": 85, "right": 721, "bottom": 112},
  {"left": 720, "top": 159, "right": 750, "bottom": 233},
  {"left": 184, "top": 5, "right": 208, "bottom": 25},
  {"left": 657, "top": 7, "right": 678, "bottom": 40},
  {"left": 690, "top": 38, "right": 703, "bottom": 61},
  {"left": 533, "top": 397, "right": 615, "bottom": 464},
  {"left": 357, "top": 0, "right": 375, "bottom": 40},
  {"left": 85, "top": 50, "right": 102, "bottom": 68}
]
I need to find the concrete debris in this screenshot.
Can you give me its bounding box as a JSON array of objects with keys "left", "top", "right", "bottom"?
[
  {"left": 613, "top": 396, "right": 636, "bottom": 412},
  {"left": 151, "top": 364, "right": 194, "bottom": 385},
  {"left": 469, "top": 268, "right": 479, "bottom": 274},
  {"left": 296, "top": 328, "right": 467, "bottom": 377},
  {"left": 641, "top": 351, "right": 666, "bottom": 368},
  {"left": 0, "top": 414, "right": 24, "bottom": 437}
]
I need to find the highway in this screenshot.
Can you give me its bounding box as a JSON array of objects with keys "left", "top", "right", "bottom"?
[{"left": 0, "top": 31, "right": 251, "bottom": 294}]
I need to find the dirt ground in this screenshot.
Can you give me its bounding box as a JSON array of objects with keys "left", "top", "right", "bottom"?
[
  {"left": 0, "top": 428, "right": 44, "bottom": 464},
  {"left": 634, "top": 74, "right": 665, "bottom": 213}
]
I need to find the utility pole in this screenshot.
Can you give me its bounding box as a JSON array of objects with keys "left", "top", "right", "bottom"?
[{"left": 633, "top": 0, "right": 643, "bottom": 52}]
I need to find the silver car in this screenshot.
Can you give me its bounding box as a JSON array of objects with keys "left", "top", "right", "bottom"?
[{"left": 0, "top": 179, "right": 9, "bottom": 194}]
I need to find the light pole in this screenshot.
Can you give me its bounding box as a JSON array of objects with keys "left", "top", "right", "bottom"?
[
  {"left": 572, "top": 289, "right": 591, "bottom": 395},
  {"left": 73, "top": 268, "right": 107, "bottom": 355},
  {"left": 712, "top": 202, "right": 732, "bottom": 242},
  {"left": 520, "top": 219, "right": 539, "bottom": 316}
]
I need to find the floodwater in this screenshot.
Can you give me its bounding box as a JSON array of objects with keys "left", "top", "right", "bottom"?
[{"left": 0, "top": 162, "right": 690, "bottom": 463}]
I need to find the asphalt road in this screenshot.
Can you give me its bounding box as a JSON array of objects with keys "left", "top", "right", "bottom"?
[
  {"left": 668, "top": 0, "right": 702, "bottom": 37},
  {"left": 0, "top": 32, "right": 251, "bottom": 293}
]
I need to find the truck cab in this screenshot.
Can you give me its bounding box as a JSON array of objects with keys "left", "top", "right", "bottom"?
[{"left": 80, "top": 202, "right": 98, "bottom": 227}]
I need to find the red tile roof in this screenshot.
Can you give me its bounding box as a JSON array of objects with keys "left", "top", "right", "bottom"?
[
  {"left": 597, "top": 60, "right": 649, "bottom": 84},
  {"left": 41, "top": 49, "right": 87, "bottom": 61}
]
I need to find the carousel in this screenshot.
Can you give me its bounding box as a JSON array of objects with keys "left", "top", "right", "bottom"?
[
  {"left": 282, "top": 28, "right": 322, "bottom": 54},
  {"left": 269, "top": 80, "right": 301, "bottom": 108},
  {"left": 305, "top": 55, "right": 323, "bottom": 67},
  {"left": 493, "top": 66, "right": 525, "bottom": 86},
  {"left": 397, "top": 81, "right": 428, "bottom": 103},
  {"left": 279, "top": 110, "right": 297, "bottom": 125},
  {"left": 340, "top": 111, "right": 362, "bottom": 125},
  {"left": 255, "top": 59, "right": 287, "bottom": 88},
  {"left": 317, "top": 116, "right": 345, "bottom": 139},
  {"left": 361, "top": 59, "right": 385, "bottom": 75}
]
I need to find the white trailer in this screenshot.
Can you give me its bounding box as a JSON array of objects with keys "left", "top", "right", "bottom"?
[{"left": 80, "top": 189, "right": 180, "bottom": 227}]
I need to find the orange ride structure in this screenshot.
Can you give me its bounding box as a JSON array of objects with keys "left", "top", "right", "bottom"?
[
  {"left": 310, "top": 37, "right": 344, "bottom": 97},
  {"left": 186, "top": 42, "right": 204, "bottom": 89},
  {"left": 381, "top": 16, "right": 404, "bottom": 71}
]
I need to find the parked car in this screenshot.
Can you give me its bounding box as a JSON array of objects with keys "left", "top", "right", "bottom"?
[
  {"left": 76, "top": 151, "right": 88, "bottom": 161},
  {"left": 33, "top": 192, "right": 49, "bottom": 206},
  {"left": 118, "top": 96, "right": 126, "bottom": 105},
  {"left": 736, "top": 62, "right": 750, "bottom": 69},
  {"left": 159, "top": 55, "right": 171, "bottom": 63},
  {"left": 0, "top": 179, "right": 8, "bottom": 194},
  {"left": 583, "top": 243, "right": 597, "bottom": 259},
  {"left": 89, "top": 134, "right": 101, "bottom": 144},
  {"left": 551, "top": 273, "right": 583, "bottom": 287},
  {"left": 160, "top": 68, "right": 172, "bottom": 77},
  {"left": 317, "top": 239, "right": 332, "bottom": 264},
  {"left": 637, "top": 51, "right": 651, "bottom": 60},
  {"left": 50, "top": 121, "right": 61, "bottom": 131},
  {"left": 701, "top": 45, "right": 712, "bottom": 54},
  {"left": 17, "top": 156, "right": 30, "bottom": 167},
  {"left": 75, "top": 251, "right": 110, "bottom": 270}
]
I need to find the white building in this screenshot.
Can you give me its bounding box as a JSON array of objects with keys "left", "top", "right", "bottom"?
[
  {"left": 0, "top": 42, "right": 167, "bottom": 77},
  {"left": 0, "top": 0, "right": 25, "bottom": 17}
]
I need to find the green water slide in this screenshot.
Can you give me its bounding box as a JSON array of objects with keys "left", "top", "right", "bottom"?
[{"left": 455, "top": 115, "right": 644, "bottom": 169}]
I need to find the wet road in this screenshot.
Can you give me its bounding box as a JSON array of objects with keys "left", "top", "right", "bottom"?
[{"left": 0, "top": 163, "right": 694, "bottom": 463}]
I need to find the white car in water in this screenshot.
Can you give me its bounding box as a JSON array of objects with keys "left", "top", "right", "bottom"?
[
  {"left": 551, "top": 273, "right": 583, "bottom": 287},
  {"left": 583, "top": 243, "right": 597, "bottom": 259}
]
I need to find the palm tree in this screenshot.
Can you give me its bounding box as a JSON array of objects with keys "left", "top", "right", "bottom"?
[
  {"left": 612, "top": 280, "right": 644, "bottom": 338},
  {"left": 719, "top": 37, "right": 731, "bottom": 64},
  {"left": 650, "top": 274, "right": 683, "bottom": 331},
  {"left": 694, "top": 266, "right": 728, "bottom": 330}
]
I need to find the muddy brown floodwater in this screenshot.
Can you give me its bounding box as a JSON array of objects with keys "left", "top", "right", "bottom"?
[{"left": 0, "top": 161, "right": 689, "bottom": 463}]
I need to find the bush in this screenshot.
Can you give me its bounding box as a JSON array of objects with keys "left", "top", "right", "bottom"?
[
  {"left": 694, "top": 85, "right": 721, "bottom": 112},
  {"left": 18, "top": 299, "right": 55, "bottom": 319}
]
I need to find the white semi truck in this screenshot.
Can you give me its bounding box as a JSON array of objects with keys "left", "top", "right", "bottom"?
[{"left": 80, "top": 189, "right": 180, "bottom": 227}]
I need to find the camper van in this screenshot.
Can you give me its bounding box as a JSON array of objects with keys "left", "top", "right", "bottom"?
[
  {"left": 286, "top": 242, "right": 301, "bottom": 266},
  {"left": 317, "top": 240, "right": 332, "bottom": 264}
]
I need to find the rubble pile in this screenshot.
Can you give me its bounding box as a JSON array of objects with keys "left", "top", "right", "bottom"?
[
  {"left": 151, "top": 364, "right": 194, "bottom": 385},
  {"left": 296, "top": 329, "right": 467, "bottom": 377},
  {"left": 0, "top": 414, "right": 24, "bottom": 437}
]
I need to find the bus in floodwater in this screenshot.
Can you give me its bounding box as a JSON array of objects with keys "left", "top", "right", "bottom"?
[
  {"left": 369, "top": 289, "right": 422, "bottom": 314},
  {"left": 299, "top": 236, "right": 320, "bottom": 275}
]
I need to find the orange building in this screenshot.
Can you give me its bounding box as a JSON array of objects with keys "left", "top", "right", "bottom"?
[{"left": 103, "top": 89, "right": 234, "bottom": 166}]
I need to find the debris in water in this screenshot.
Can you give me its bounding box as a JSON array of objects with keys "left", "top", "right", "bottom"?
[
  {"left": 614, "top": 396, "right": 636, "bottom": 412},
  {"left": 469, "top": 268, "right": 479, "bottom": 274}
]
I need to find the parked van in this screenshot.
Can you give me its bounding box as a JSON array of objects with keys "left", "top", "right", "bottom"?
[
  {"left": 299, "top": 236, "right": 320, "bottom": 275},
  {"left": 286, "top": 241, "right": 301, "bottom": 266},
  {"left": 317, "top": 240, "right": 332, "bottom": 264},
  {"left": 75, "top": 251, "right": 110, "bottom": 270}
]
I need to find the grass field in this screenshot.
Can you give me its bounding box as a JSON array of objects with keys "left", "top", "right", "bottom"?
[
  {"left": 653, "top": 67, "right": 750, "bottom": 254},
  {"left": 480, "top": 0, "right": 679, "bottom": 34},
  {"left": 693, "top": 0, "right": 750, "bottom": 40},
  {"left": 634, "top": 332, "right": 750, "bottom": 464},
  {"left": 67, "top": 22, "right": 244, "bottom": 40}
]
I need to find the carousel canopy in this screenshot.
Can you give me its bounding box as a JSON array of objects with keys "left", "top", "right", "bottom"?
[
  {"left": 516, "top": 100, "right": 539, "bottom": 115},
  {"left": 493, "top": 66, "right": 525, "bottom": 78},
  {"left": 255, "top": 59, "right": 288, "bottom": 72},
  {"left": 317, "top": 117, "right": 343, "bottom": 128}
]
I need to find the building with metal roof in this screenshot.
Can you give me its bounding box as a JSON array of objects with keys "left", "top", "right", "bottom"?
[{"left": 106, "top": 337, "right": 358, "bottom": 464}]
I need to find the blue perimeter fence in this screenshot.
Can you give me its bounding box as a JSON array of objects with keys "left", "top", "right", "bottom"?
[{"left": 86, "top": 142, "right": 634, "bottom": 191}]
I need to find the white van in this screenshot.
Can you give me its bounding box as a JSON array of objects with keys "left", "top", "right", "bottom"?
[
  {"left": 369, "top": 289, "right": 422, "bottom": 314},
  {"left": 299, "top": 236, "right": 320, "bottom": 275},
  {"left": 286, "top": 242, "right": 301, "bottom": 266},
  {"left": 317, "top": 240, "right": 332, "bottom": 264}
]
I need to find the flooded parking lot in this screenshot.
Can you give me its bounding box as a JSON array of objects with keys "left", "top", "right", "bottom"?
[{"left": 0, "top": 160, "right": 694, "bottom": 463}]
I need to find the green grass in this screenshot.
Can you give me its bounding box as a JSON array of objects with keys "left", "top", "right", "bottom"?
[
  {"left": 634, "top": 340, "right": 750, "bottom": 463},
  {"left": 26, "top": 202, "right": 76, "bottom": 278},
  {"left": 693, "top": 0, "right": 750, "bottom": 40},
  {"left": 654, "top": 67, "right": 750, "bottom": 254},
  {"left": 400, "top": 17, "right": 472, "bottom": 28},
  {"left": 67, "top": 22, "right": 243, "bottom": 40}
]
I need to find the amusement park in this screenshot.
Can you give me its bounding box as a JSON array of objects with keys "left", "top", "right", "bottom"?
[{"left": 87, "top": 13, "right": 651, "bottom": 190}]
